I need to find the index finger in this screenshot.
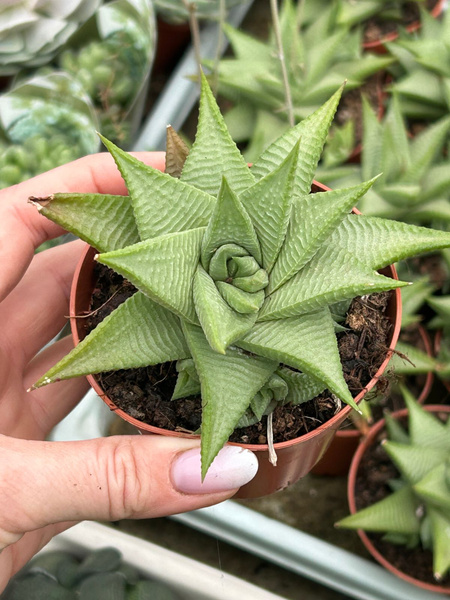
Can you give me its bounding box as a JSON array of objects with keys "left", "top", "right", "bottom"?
[{"left": 0, "top": 151, "right": 165, "bottom": 302}]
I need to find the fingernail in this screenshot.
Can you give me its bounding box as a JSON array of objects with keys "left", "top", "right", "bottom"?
[{"left": 172, "top": 446, "right": 259, "bottom": 494}]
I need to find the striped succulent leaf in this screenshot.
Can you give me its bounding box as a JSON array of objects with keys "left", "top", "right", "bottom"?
[{"left": 31, "top": 75, "right": 450, "bottom": 477}]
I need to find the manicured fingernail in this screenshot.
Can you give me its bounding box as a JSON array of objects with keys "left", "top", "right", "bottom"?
[{"left": 172, "top": 446, "right": 258, "bottom": 494}]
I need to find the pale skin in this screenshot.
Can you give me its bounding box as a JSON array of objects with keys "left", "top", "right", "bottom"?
[{"left": 0, "top": 152, "right": 256, "bottom": 591}]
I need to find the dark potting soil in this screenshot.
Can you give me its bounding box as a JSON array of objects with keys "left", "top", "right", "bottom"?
[
  {"left": 363, "top": 0, "right": 439, "bottom": 44},
  {"left": 84, "top": 263, "right": 393, "bottom": 444},
  {"left": 355, "top": 418, "right": 450, "bottom": 588}
]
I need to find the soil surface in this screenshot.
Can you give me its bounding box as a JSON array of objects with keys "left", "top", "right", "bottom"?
[
  {"left": 354, "top": 415, "right": 450, "bottom": 588},
  {"left": 84, "top": 262, "right": 393, "bottom": 445},
  {"left": 363, "top": 0, "right": 439, "bottom": 44}
]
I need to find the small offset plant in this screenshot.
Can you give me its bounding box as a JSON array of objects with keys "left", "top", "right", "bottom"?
[
  {"left": 387, "top": 8, "right": 450, "bottom": 120},
  {"left": 216, "top": 0, "right": 393, "bottom": 159},
  {"left": 317, "top": 94, "right": 450, "bottom": 220},
  {"left": 2, "top": 547, "right": 180, "bottom": 599},
  {"left": 0, "top": 0, "right": 101, "bottom": 75},
  {"left": 30, "top": 75, "right": 450, "bottom": 477},
  {"left": 337, "top": 389, "right": 450, "bottom": 583}
]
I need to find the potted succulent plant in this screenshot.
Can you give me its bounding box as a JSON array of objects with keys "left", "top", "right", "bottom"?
[
  {"left": 386, "top": 7, "right": 450, "bottom": 121},
  {"left": 337, "top": 389, "right": 450, "bottom": 594},
  {"left": 29, "top": 75, "right": 450, "bottom": 498},
  {"left": 215, "top": 0, "right": 393, "bottom": 161}
]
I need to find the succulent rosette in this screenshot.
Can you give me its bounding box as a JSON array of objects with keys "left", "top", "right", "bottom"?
[{"left": 31, "top": 75, "right": 450, "bottom": 476}]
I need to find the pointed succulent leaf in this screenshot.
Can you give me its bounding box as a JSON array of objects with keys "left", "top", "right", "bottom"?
[
  {"left": 414, "top": 462, "right": 450, "bottom": 512},
  {"left": 389, "top": 340, "right": 437, "bottom": 375},
  {"left": 337, "top": 485, "right": 420, "bottom": 535},
  {"left": 406, "top": 115, "right": 450, "bottom": 183},
  {"left": 193, "top": 265, "right": 257, "bottom": 354},
  {"left": 325, "top": 214, "right": 450, "bottom": 271},
  {"left": 100, "top": 135, "right": 214, "bottom": 240},
  {"left": 238, "top": 308, "right": 357, "bottom": 409},
  {"left": 277, "top": 366, "right": 326, "bottom": 406},
  {"left": 402, "top": 388, "right": 450, "bottom": 451},
  {"left": 182, "top": 321, "right": 277, "bottom": 478},
  {"left": 201, "top": 177, "right": 261, "bottom": 269},
  {"left": 429, "top": 508, "right": 450, "bottom": 581},
  {"left": 269, "top": 178, "right": 379, "bottom": 293},
  {"left": 165, "top": 125, "right": 189, "bottom": 178},
  {"left": 239, "top": 141, "right": 300, "bottom": 272},
  {"left": 384, "top": 441, "right": 448, "bottom": 485},
  {"left": 181, "top": 72, "right": 254, "bottom": 196},
  {"left": 172, "top": 359, "right": 200, "bottom": 400},
  {"left": 384, "top": 412, "right": 410, "bottom": 445},
  {"left": 97, "top": 228, "right": 205, "bottom": 323},
  {"left": 361, "top": 96, "right": 383, "bottom": 182},
  {"left": 29, "top": 193, "right": 139, "bottom": 252},
  {"left": 260, "top": 245, "right": 406, "bottom": 321},
  {"left": 251, "top": 85, "right": 344, "bottom": 194},
  {"left": 32, "top": 292, "right": 190, "bottom": 388}
]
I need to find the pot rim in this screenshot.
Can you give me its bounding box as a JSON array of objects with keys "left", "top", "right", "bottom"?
[
  {"left": 70, "top": 182, "right": 402, "bottom": 453},
  {"left": 347, "top": 404, "right": 450, "bottom": 594}
]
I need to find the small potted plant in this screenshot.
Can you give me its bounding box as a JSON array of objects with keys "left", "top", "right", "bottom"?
[
  {"left": 29, "top": 75, "right": 450, "bottom": 498},
  {"left": 337, "top": 389, "right": 450, "bottom": 594}
]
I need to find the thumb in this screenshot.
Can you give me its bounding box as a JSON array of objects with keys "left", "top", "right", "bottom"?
[{"left": 0, "top": 435, "right": 258, "bottom": 541}]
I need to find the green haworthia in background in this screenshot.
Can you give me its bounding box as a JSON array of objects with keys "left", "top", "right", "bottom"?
[
  {"left": 31, "top": 74, "right": 450, "bottom": 477},
  {"left": 337, "top": 389, "right": 450, "bottom": 582}
]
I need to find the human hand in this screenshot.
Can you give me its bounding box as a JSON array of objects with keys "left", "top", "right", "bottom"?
[{"left": 0, "top": 153, "right": 258, "bottom": 592}]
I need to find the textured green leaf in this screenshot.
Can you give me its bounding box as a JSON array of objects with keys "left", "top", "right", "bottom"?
[
  {"left": 276, "top": 366, "right": 326, "bottom": 405},
  {"left": 201, "top": 177, "right": 261, "bottom": 269},
  {"left": 269, "top": 178, "right": 378, "bottom": 293},
  {"left": 32, "top": 292, "right": 190, "bottom": 387},
  {"left": 260, "top": 245, "right": 405, "bottom": 321},
  {"left": 429, "top": 508, "right": 450, "bottom": 580},
  {"left": 361, "top": 96, "right": 383, "bottom": 181},
  {"left": 98, "top": 228, "right": 205, "bottom": 323},
  {"left": 384, "top": 441, "right": 448, "bottom": 485},
  {"left": 182, "top": 321, "right": 277, "bottom": 478},
  {"left": 223, "top": 22, "right": 273, "bottom": 61},
  {"left": 77, "top": 572, "right": 126, "bottom": 600},
  {"left": 100, "top": 136, "right": 214, "bottom": 240},
  {"left": 414, "top": 463, "right": 450, "bottom": 512},
  {"left": 239, "top": 141, "right": 299, "bottom": 272},
  {"left": 403, "top": 387, "right": 450, "bottom": 451},
  {"left": 389, "top": 340, "right": 437, "bottom": 375},
  {"left": 238, "top": 308, "right": 357, "bottom": 408},
  {"left": 193, "top": 265, "right": 257, "bottom": 354},
  {"left": 30, "top": 193, "right": 139, "bottom": 252},
  {"left": 406, "top": 115, "right": 450, "bottom": 183},
  {"left": 337, "top": 485, "right": 420, "bottom": 534},
  {"left": 325, "top": 214, "right": 450, "bottom": 270},
  {"left": 384, "top": 412, "right": 410, "bottom": 445},
  {"left": 172, "top": 359, "right": 200, "bottom": 400},
  {"left": 181, "top": 72, "right": 254, "bottom": 196},
  {"left": 251, "top": 85, "right": 344, "bottom": 194}
]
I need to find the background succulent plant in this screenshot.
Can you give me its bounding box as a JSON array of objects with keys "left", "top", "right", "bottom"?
[
  {"left": 337, "top": 390, "right": 450, "bottom": 583},
  {"left": 30, "top": 75, "right": 450, "bottom": 477},
  {"left": 0, "top": 0, "right": 102, "bottom": 75},
  {"left": 1, "top": 547, "right": 180, "bottom": 599},
  {"left": 58, "top": 0, "right": 156, "bottom": 145},
  {"left": 215, "top": 0, "right": 393, "bottom": 161},
  {"left": 154, "top": 0, "right": 245, "bottom": 24},
  {"left": 316, "top": 94, "right": 450, "bottom": 220},
  {"left": 0, "top": 72, "right": 99, "bottom": 189},
  {"left": 386, "top": 8, "right": 450, "bottom": 120}
]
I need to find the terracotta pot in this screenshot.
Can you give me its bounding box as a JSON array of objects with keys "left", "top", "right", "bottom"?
[
  {"left": 69, "top": 181, "right": 401, "bottom": 498},
  {"left": 347, "top": 404, "right": 450, "bottom": 594},
  {"left": 311, "top": 324, "right": 434, "bottom": 476},
  {"left": 362, "top": 0, "right": 445, "bottom": 54}
]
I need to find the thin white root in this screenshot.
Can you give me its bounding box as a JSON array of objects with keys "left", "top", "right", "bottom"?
[{"left": 267, "top": 412, "right": 278, "bottom": 467}]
